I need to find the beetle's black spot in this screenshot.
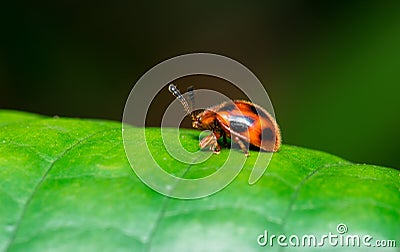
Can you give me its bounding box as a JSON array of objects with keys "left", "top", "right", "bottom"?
[
  {"left": 229, "top": 120, "right": 249, "bottom": 133},
  {"left": 219, "top": 103, "right": 236, "bottom": 112},
  {"left": 248, "top": 104, "right": 270, "bottom": 119},
  {"left": 248, "top": 104, "right": 258, "bottom": 115},
  {"left": 260, "top": 127, "right": 274, "bottom": 141}
]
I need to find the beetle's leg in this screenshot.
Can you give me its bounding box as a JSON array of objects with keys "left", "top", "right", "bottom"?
[
  {"left": 233, "top": 136, "right": 249, "bottom": 157},
  {"left": 200, "top": 134, "right": 216, "bottom": 149},
  {"left": 212, "top": 139, "right": 221, "bottom": 154},
  {"left": 199, "top": 131, "right": 221, "bottom": 154},
  {"left": 200, "top": 134, "right": 220, "bottom": 154},
  {"left": 212, "top": 130, "right": 222, "bottom": 154}
]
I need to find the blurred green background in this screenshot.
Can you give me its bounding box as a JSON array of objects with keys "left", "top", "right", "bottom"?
[{"left": 1, "top": 1, "right": 399, "bottom": 169}]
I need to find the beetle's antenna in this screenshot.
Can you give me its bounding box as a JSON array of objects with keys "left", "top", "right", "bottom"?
[
  {"left": 187, "top": 86, "right": 196, "bottom": 120},
  {"left": 168, "top": 84, "right": 191, "bottom": 116}
]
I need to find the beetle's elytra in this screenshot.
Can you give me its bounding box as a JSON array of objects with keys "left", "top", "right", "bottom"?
[{"left": 169, "top": 84, "right": 281, "bottom": 156}]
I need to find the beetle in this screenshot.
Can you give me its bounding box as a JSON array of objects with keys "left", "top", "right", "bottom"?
[{"left": 168, "top": 84, "right": 281, "bottom": 156}]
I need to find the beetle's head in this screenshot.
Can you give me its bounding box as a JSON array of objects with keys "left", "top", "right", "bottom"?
[
  {"left": 192, "top": 112, "right": 203, "bottom": 129},
  {"left": 192, "top": 109, "right": 216, "bottom": 130}
]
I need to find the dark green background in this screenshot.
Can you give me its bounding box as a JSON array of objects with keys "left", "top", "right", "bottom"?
[{"left": 1, "top": 1, "right": 399, "bottom": 169}]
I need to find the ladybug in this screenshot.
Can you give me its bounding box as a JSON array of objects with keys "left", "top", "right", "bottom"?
[{"left": 168, "top": 84, "right": 281, "bottom": 156}]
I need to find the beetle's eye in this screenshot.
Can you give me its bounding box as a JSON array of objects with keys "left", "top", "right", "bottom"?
[{"left": 197, "top": 117, "right": 202, "bottom": 123}]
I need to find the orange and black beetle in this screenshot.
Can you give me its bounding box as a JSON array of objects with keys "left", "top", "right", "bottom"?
[{"left": 169, "top": 84, "right": 281, "bottom": 156}]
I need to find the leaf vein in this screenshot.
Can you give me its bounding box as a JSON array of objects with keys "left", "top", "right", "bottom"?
[
  {"left": 280, "top": 162, "right": 352, "bottom": 229},
  {"left": 143, "top": 156, "right": 201, "bottom": 251},
  {"left": 4, "top": 127, "right": 120, "bottom": 251}
]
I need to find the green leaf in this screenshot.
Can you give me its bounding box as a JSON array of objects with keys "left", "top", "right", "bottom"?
[{"left": 0, "top": 110, "right": 399, "bottom": 252}]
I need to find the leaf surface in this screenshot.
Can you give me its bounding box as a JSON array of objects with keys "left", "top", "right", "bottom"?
[{"left": 0, "top": 110, "right": 398, "bottom": 252}]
